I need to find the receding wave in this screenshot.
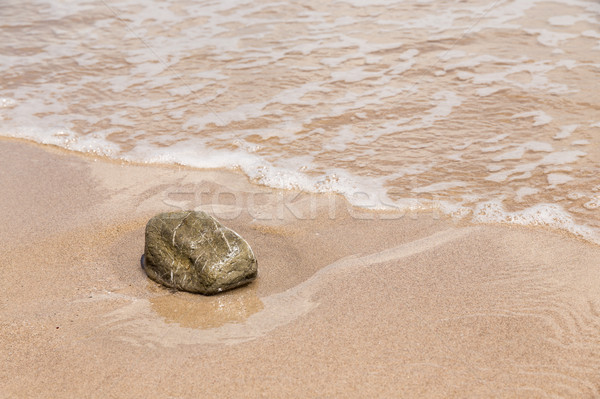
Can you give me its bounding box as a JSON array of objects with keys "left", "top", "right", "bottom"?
[{"left": 1, "top": 0, "right": 599, "bottom": 243}]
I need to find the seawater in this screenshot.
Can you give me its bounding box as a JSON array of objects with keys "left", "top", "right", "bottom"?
[{"left": 1, "top": 0, "right": 599, "bottom": 243}]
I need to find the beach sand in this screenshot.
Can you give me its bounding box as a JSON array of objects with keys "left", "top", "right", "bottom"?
[{"left": 1, "top": 139, "right": 600, "bottom": 398}]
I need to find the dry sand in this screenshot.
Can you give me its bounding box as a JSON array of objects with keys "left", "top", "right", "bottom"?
[{"left": 1, "top": 139, "right": 600, "bottom": 398}]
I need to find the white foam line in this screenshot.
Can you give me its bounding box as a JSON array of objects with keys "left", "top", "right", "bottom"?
[{"left": 473, "top": 201, "right": 599, "bottom": 245}]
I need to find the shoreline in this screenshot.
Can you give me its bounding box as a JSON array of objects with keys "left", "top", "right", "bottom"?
[
  {"left": 2, "top": 138, "right": 600, "bottom": 397},
  {"left": 2, "top": 135, "right": 597, "bottom": 247}
]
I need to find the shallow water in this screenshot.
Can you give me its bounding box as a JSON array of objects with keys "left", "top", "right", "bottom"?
[{"left": 1, "top": 0, "right": 599, "bottom": 242}]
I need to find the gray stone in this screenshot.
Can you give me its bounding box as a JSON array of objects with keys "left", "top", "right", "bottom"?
[{"left": 143, "top": 211, "right": 257, "bottom": 295}]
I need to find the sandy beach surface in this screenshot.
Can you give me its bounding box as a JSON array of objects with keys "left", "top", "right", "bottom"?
[{"left": 1, "top": 138, "right": 600, "bottom": 398}]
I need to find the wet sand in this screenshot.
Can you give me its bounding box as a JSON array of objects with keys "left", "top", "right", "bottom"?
[{"left": 1, "top": 139, "right": 600, "bottom": 398}]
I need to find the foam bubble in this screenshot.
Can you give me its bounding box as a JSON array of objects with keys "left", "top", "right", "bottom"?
[
  {"left": 548, "top": 15, "right": 586, "bottom": 26},
  {"left": 511, "top": 111, "right": 553, "bottom": 126},
  {"left": 582, "top": 30, "right": 600, "bottom": 39},
  {"left": 515, "top": 187, "right": 539, "bottom": 202},
  {"left": 476, "top": 87, "right": 507, "bottom": 97},
  {"left": 547, "top": 173, "right": 573, "bottom": 186},
  {"left": 473, "top": 201, "right": 599, "bottom": 244},
  {"left": 584, "top": 197, "right": 600, "bottom": 210},
  {"left": 438, "top": 50, "right": 466, "bottom": 61},
  {"left": 2, "top": 126, "right": 119, "bottom": 156},
  {"left": 492, "top": 142, "right": 553, "bottom": 161},
  {"left": 525, "top": 29, "right": 577, "bottom": 47},
  {"left": 554, "top": 124, "right": 578, "bottom": 139},
  {"left": 0, "top": 98, "right": 16, "bottom": 107},
  {"left": 540, "top": 150, "right": 586, "bottom": 165}
]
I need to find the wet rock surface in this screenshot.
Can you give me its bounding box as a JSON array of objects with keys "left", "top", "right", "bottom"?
[{"left": 143, "top": 211, "right": 257, "bottom": 295}]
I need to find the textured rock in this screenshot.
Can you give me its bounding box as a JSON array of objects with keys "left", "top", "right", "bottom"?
[{"left": 143, "top": 211, "right": 257, "bottom": 295}]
